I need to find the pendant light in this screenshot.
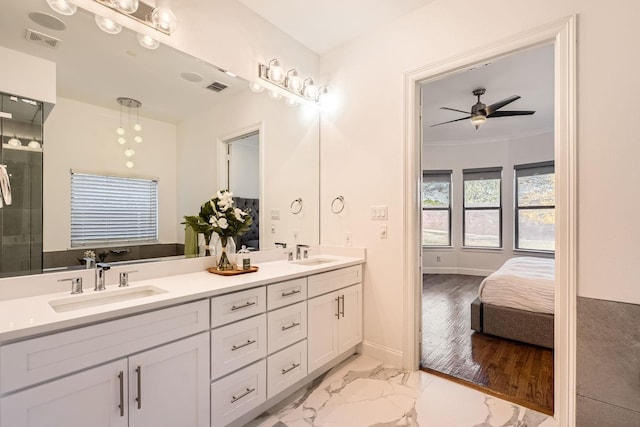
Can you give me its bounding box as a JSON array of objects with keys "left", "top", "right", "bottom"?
[{"left": 116, "top": 97, "right": 143, "bottom": 168}]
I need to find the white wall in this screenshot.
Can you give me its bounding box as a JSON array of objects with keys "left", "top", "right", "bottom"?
[
  {"left": 43, "top": 97, "right": 177, "bottom": 251},
  {"left": 422, "top": 132, "right": 554, "bottom": 275},
  {"left": 176, "top": 90, "right": 319, "bottom": 250},
  {"left": 319, "top": 0, "right": 640, "bottom": 363},
  {"left": 0, "top": 47, "right": 55, "bottom": 106}
]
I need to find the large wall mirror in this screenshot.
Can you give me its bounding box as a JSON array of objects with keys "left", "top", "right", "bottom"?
[{"left": 0, "top": 0, "right": 320, "bottom": 278}]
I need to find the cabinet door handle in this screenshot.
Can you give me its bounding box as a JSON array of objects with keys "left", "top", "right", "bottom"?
[
  {"left": 231, "top": 301, "right": 256, "bottom": 311},
  {"left": 231, "top": 387, "right": 255, "bottom": 403},
  {"left": 281, "top": 321, "right": 300, "bottom": 331},
  {"left": 117, "top": 371, "right": 124, "bottom": 417},
  {"left": 232, "top": 339, "right": 257, "bottom": 351},
  {"left": 335, "top": 296, "right": 340, "bottom": 319},
  {"left": 339, "top": 295, "right": 345, "bottom": 318},
  {"left": 135, "top": 365, "right": 142, "bottom": 409},
  {"left": 281, "top": 363, "right": 300, "bottom": 375},
  {"left": 281, "top": 289, "right": 301, "bottom": 297}
]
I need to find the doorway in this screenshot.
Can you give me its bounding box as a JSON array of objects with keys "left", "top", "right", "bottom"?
[{"left": 402, "top": 17, "right": 577, "bottom": 426}]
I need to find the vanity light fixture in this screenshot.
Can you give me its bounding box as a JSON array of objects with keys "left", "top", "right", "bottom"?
[
  {"left": 92, "top": 0, "right": 177, "bottom": 36},
  {"left": 95, "top": 14, "right": 123, "bottom": 34},
  {"left": 256, "top": 60, "right": 328, "bottom": 109},
  {"left": 46, "top": 0, "right": 77, "bottom": 16}
]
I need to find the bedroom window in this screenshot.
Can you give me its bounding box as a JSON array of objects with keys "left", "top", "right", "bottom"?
[
  {"left": 70, "top": 172, "right": 158, "bottom": 247},
  {"left": 422, "top": 170, "right": 452, "bottom": 246},
  {"left": 515, "top": 161, "right": 555, "bottom": 252},
  {"left": 463, "top": 167, "right": 502, "bottom": 248}
]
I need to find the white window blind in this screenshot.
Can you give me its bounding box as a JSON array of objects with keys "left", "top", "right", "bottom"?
[{"left": 70, "top": 172, "right": 158, "bottom": 247}]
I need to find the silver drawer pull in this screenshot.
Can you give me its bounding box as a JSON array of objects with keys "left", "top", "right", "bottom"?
[
  {"left": 281, "top": 322, "right": 300, "bottom": 331},
  {"left": 231, "top": 301, "right": 256, "bottom": 311},
  {"left": 232, "top": 339, "right": 257, "bottom": 351},
  {"left": 231, "top": 387, "right": 255, "bottom": 403},
  {"left": 281, "top": 363, "right": 300, "bottom": 375},
  {"left": 281, "top": 289, "right": 301, "bottom": 297}
]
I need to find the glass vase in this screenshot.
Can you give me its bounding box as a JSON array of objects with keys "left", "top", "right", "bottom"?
[
  {"left": 214, "top": 235, "right": 236, "bottom": 271},
  {"left": 199, "top": 233, "right": 213, "bottom": 257}
]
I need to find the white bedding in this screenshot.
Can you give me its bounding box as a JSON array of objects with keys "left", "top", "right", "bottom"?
[{"left": 478, "top": 257, "right": 555, "bottom": 314}]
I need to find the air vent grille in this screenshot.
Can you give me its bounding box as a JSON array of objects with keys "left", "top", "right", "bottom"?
[
  {"left": 206, "top": 81, "right": 229, "bottom": 92},
  {"left": 25, "top": 29, "right": 60, "bottom": 49}
]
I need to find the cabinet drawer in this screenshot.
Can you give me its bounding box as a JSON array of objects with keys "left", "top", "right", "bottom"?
[
  {"left": 307, "top": 265, "right": 361, "bottom": 298},
  {"left": 211, "top": 314, "right": 267, "bottom": 380},
  {"left": 267, "top": 278, "right": 307, "bottom": 310},
  {"left": 267, "top": 340, "right": 307, "bottom": 399},
  {"left": 211, "top": 359, "right": 266, "bottom": 427},
  {"left": 267, "top": 301, "right": 307, "bottom": 354},
  {"left": 0, "top": 300, "right": 209, "bottom": 394},
  {"left": 211, "top": 286, "right": 266, "bottom": 328}
]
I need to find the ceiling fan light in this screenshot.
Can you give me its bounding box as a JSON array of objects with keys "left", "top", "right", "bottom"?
[{"left": 471, "top": 115, "right": 486, "bottom": 129}]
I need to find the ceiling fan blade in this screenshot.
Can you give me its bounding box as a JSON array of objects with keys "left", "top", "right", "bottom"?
[
  {"left": 487, "top": 110, "right": 536, "bottom": 117},
  {"left": 485, "top": 95, "right": 521, "bottom": 115},
  {"left": 440, "top": 107, "right": 470, "bottom": 115},
  {"left": 430, "top": 116, "right": 471, "bottom": 127}
]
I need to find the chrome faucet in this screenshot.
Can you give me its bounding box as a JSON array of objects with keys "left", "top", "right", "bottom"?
[
  {"left": 295, "top": 244, "right": 310, "bottom": 260},
  {"left": 95, "top": 263, "right": 111, "bottom": 291}
]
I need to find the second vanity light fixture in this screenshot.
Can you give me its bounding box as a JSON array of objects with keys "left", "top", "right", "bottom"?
[{"left": 252, "top": 58, "right": 328, "bottom": 108}]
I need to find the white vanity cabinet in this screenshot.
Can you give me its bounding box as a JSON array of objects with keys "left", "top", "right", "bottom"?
[
  {"left": 307, "top": 266, "right": 362, "bottom": 373},
  {"left": 0, "top": 301, "right": 210, "bottom": 427}
]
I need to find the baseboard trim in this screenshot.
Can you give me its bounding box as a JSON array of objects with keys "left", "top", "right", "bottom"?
[
  {"left": 361, "top": 340, "right": 403, "bottom": 368},
  {"left": 422, "top": 267, "right": 493, "bottom": 276}
]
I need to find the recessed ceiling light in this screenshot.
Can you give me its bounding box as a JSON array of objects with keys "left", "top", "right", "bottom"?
[
  {"left": 28, "top": 12, "right": 66, "bottom": 31},
  {"left": 180, "top": 72, "right": 203, "bottom": 83}
]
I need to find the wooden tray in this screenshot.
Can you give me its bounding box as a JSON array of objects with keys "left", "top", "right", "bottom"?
[{"left": 207, "top": 266, "right": 259, "bottom": 276}]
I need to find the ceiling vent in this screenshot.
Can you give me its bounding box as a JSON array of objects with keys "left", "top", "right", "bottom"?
[
  {"left": 25, "top": 28, "right": 60, "bottom": 49},
  {"left": 206, "top": 81, "right": 229, "bottom": 92}
]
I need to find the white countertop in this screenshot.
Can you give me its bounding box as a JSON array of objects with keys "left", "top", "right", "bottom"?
[{"left": 0, "top": 255, "right": 364, "bottom": 344}]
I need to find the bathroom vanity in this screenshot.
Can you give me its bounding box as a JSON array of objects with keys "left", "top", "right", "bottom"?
[{"left": 0, "top": 253, "right": 364, "bottom": 427}]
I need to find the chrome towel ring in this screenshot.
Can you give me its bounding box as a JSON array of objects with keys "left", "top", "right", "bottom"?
[
  {"left": 290, "top": 198, "right": 303, "bottom": 214},
  {"left": 331, "top": 196, "right": 345, "bottom": 214}
]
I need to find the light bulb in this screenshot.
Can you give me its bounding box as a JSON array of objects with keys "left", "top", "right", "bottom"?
[
  {"left": 471, "top": 115, "right": 486, "bottom": 129},
  {"left": 286, "top": 70, "right": 303, "bottom": 92},
  {"left": 284, "top": 97, "right": 298, "bottom": 107},
  {"left": 116, "top": 127, "right": 125, "bottom": 136},
  {"left": 124, "top": 148, "right": 135, "bottom": 157},
  {"left": 28, "top": 140, "right": 41, "bottom": 149},
  {"left": 137, "top": 33, "right": 160, "bottom": 50},
  {"left": 46, "top": 0, "right": 77, "bottom": 16},
  {"left": 302, "top": 79, "right": 318, "bottom": 100},
  {"left": 267, "top": 59, "right": 284, "bottom": 83},
  {"left": 109, "top": 0, "right": 139, "bottom": 14},
  {"left": 249, "top": 82, "right": 264, "bottom": 93},
  {"left": 126, "top": 161, "right": 134, "bottom": 168},
  {"left": 118, "top": 137, "right": 126, "bottom": 145},
  {"left": 7, "top": 137, "right": 21, "bottom": 147},
  {"left": 268, "top": 90, "right": 282, "bottom": 100},
  {"left": 133, "top": 123, "right": 142, "bottom": 132},
  {"left": 95, "top": 15, "right": 122, "bottom": 35},
  {"left": 151, "top": 1, "right": 177, "bottom": 33},
  {"left": 134, "top": 136, "right": 142, "bottom": 143}
]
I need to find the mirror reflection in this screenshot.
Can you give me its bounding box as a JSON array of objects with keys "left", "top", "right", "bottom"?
[{"left": 0, "top": 0, "right": 319, "bottom": 278}]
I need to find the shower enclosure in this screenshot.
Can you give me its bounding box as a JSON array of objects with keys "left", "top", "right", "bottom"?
[{"left": 0, "top": 91, "right": 43, "bottom": 277}]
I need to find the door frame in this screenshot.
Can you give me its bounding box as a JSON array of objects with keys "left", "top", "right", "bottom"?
[
  {"left": 402, "top": 16, "right": 577, "bottom": 425},
  {"left": 217, "top": 122, "right": 265, "bottom": 247}
]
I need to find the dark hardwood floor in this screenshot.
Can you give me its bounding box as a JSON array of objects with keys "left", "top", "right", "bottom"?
[{"left": 420, "top": 274, "right": 554, "bottom": 414}]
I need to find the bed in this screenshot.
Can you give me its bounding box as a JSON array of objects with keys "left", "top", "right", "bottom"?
[{"left": 470, "top": 256, "right": 555, "bottom": 349}]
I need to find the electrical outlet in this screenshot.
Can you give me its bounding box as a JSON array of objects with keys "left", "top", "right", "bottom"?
[
  {"left": 378, "top": 225, "right": 387, "bottom": 239},
  {"left": 271, "top": 225, "right": 276, "bottom": 233},
  {"left": 345, "top": 232, "right": 352, "bottom": 247},
  {"left": 436, "top": 256, "right": 441, "bottom": 263}
]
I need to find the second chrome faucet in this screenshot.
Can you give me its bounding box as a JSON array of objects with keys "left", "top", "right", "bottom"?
[{"left": 95, "top": 263, "right": 111, "bottom": 291}]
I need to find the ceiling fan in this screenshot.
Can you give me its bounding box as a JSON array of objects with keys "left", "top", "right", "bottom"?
[{"left": 431, "top": 88, "right": 535, "bottom": 129}]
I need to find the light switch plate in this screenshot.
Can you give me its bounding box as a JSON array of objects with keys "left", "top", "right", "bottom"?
[
  {"left": 370, "top": 205, "right": 388, "bottom": 220},
  {"left": 271, "top": 209, "right": 280, "bottom": 220},
  {"left": 378, "top": 225, "right": 387, "bottom": 239}
]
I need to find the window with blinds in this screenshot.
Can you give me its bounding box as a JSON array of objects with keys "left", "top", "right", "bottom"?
[
  {"left": 70, "top": 172, "right": 158, "bottom": 247},
  {"left": 463, "top": 167, "right": 502, "bottom": 248},
  {"left": 422, "top": 170, "right": 452, "bottom": 246},
  {"left": 515, "top": 161, "right": 555, "bottom": 252}
]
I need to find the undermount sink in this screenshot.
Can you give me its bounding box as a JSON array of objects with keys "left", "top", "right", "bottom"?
[
  {"left": 49, "top": 285, "right": 168, "bottom": 313},
  {"left": 291, "top": 258, "right": 336, "bottom": 266}
]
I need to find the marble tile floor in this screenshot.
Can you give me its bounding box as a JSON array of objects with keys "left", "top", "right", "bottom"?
[{"left": 247, "top": 355, "right": 557, "bottom": 427}]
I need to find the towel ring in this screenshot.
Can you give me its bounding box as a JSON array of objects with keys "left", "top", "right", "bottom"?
[
  {"left": 290, "top": 198, "right": 303, "bottom": 214},
  {"left": 331, "top": 196, "right": 345, "bottom": 214}
]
